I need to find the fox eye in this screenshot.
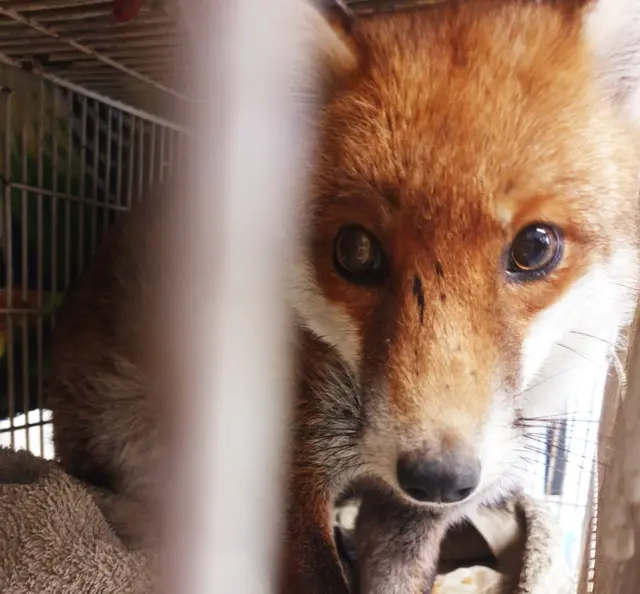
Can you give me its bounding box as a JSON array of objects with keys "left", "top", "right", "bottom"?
[
  {"left": 333, "top": 225, "right": 388, "bottom": 285},
  {"left": 507, "top": 223, "right": 563, "bottom": 280}
]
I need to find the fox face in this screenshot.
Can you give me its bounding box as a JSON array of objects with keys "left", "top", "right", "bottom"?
[{"left": 291, "top": 0, "right": 640, "bottom": 510}]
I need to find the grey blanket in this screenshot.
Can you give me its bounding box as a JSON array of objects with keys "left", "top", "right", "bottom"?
[{"left": 0, "top": 447, "right": 154, "bottom": 594}]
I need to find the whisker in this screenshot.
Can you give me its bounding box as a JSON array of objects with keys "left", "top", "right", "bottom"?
[
  {"left": 522, "top": 442, "right": 610, "bottom": 461},
  {"left": 606, "top": 280, "right": 640, "bottom": 293},
  {"left": 528, "top": 430, "right": 599, "bottom": 444},
  {"left": 555, "top": 342, "right": 592, "bottom": 363},
  {"left": 521, "top": 412, "right": 602, "bottom": 421},
  {"left": 520, "top": 422, "right": 608, "bottom": 440},
  {"left": 568, "top": 330, "right": 617, "bottom": 349},
  {"left": 523, "top": 429, "right": 601, "bottom": 447},
  {"left": 516, "top": 368, "right": 582, "bottom": 398},
  {"left": 519, "top": 445, "right": 608, "bottom": 470},
  {"left": 527, "top": 440, "right": 611, "bottom": 457}
]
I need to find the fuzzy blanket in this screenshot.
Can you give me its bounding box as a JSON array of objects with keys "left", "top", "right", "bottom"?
[{"left": 0, "top": 447, "right": 154, "bottom": 594}]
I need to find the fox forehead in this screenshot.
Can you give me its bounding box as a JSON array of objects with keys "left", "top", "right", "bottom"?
[{"left": 314, "top": 4, "right": 638, "bottom": 236}]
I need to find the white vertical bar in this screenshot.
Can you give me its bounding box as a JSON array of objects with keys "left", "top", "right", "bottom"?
[
  {"left": 103, "top": 107, "right": 112, "bottom": 237},
  {"left": 136, "top": 119, "right": 144, "bottom": 202},
  {"left": 159, "top": 126, "right": 166, "bottom": 183},
  {"left": 36, "top": 80, "right": 44, "bottom": 454},
  {"left": 148, "top": 122, "right": 156, "bottom": 188},
  {"left": 77, "top": 95, "right": 87, "bottom": 275},
  {"left": 126, "top": 114, "right": 135, "bottom": 212},
  {"left": 162, "top": 1, "right": 319, "bottom": 594},
  {"left": 3, "top": 88, "right": 14, "bottom": 449},
  {"left": 90, "top": 100, "right": 99, "bottom": 253}
]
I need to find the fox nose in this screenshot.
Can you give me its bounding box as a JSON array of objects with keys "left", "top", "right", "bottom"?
[{"left": 396, "top": 450, "right": 481, "bottom": 504}]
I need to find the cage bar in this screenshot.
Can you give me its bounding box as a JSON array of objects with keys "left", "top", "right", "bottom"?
[
  {"left": 103, "top": 105, "right": 112, "bottom": 236},
  {"left": 36, "top": 78, "right": 45, "bottom": 454},
  {"left": 148, "top": 122, "right": 156, "bottom": 188},
  {"left": 136, "top": 118, "right": 143, "bottom": 202},
  {"left": 50, "top": 85, "right": 59, "bottom": 324},
  {"left": 77, "top": 93, "right": 86, "bottom": 275},
  {"left": 90, "top": 97, "right": 99, "bottom": 253},
  {"left": 3, "top": 88, "right": 15, "bottom": 448}
]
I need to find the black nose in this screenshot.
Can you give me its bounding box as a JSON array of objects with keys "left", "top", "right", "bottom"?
[{"left": 396, "top": 450, "right": 481, "bottom": 504}]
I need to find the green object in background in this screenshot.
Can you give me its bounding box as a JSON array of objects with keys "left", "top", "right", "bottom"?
[
  {"left": 0, "top": 82, "right": 97, "bottom": 289},
  {"left": 0, "top": 289, "right": 64, "bottom": 360}
]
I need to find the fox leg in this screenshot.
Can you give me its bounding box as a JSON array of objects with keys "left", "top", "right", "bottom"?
[{"left": 280, "top": 484, "right": 350, "bottom": 594}]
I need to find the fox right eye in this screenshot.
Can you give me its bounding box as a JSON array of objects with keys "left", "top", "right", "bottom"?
[{"left": 333, "top": 225, "right": 389, "bottom": 286}]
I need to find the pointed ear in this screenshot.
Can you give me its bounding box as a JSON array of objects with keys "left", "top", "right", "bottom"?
[
  {"left": 293, "top": 0, "right": 357, "bottom": 106},
  {"left": 583, "top": 0, "right": 640, "bottom": 121}
]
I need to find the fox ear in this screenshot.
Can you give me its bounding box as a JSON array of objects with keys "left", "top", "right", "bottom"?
[
  {"left": 293, "top": 1, "right": 357, "bottom": 107},
  {"left": 583, "top": 0, "right": 640, "bottom": 121}
]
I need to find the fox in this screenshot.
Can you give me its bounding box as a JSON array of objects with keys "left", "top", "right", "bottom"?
[
  {"left": 47, "top": 0, "right": 640, "bottom": 592},
  {"left": 283, "top": 0, "right": 640, "bottom": 591}
]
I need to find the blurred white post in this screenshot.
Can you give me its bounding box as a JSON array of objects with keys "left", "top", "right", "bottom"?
[{"left": 161, "top": 1, "right": 319, "bottom": 593}]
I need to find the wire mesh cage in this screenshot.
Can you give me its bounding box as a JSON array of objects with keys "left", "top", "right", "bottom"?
[
  {"left": 0, "top": 58, "right": 187, "bottom": 459},
  {"left": 0, "top": 0, "right": 189, "bottom": 118},
  {"left": 0, "top": 1, "right": 629, "bottom": 593}
]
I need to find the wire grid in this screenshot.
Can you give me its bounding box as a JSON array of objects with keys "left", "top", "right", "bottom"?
[
  {"left": 521, "top": 379, "right": 605, "bottom": 585},
  {"left": 0, "top": 59, "right": 186, "bottom": 458},
  {"left": 0, "top": 0, "right": 189, "bottom": 121}
]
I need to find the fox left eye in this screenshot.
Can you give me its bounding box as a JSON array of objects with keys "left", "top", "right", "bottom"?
[
  {"left": 333, "top": 225, "right": 389, "bottom": 286},
  {"left": 506, "top": 223, "right": 563, "bottom": 281}
]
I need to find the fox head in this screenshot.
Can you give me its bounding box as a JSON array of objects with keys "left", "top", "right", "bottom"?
[{"left": 291, "top": 0, "right": 640, "bottom": 510}]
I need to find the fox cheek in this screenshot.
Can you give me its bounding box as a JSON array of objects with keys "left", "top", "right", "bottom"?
[{"left": 288, "top": 255, "right": 362, "bottom": 368}]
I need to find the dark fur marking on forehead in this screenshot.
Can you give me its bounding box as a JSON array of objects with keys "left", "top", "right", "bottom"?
[
  {"left": 412, "top": 274, "right": 426, "bottom": 326},
  {"left": 435, "top": 261, "right": 445, "bottom": 278}
]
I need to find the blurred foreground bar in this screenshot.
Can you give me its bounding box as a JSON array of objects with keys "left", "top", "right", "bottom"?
[{"left": 161, "top": 1, "right": 319, "bottom": 593}]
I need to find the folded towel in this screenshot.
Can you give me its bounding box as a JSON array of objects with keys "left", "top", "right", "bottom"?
[{"left": 0, "top": 447, "right": 154, "bottom": 594}]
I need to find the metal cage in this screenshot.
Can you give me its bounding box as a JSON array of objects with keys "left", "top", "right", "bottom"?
[{"left": 0, "top": 64, "right": 187, "bottom": 459}]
